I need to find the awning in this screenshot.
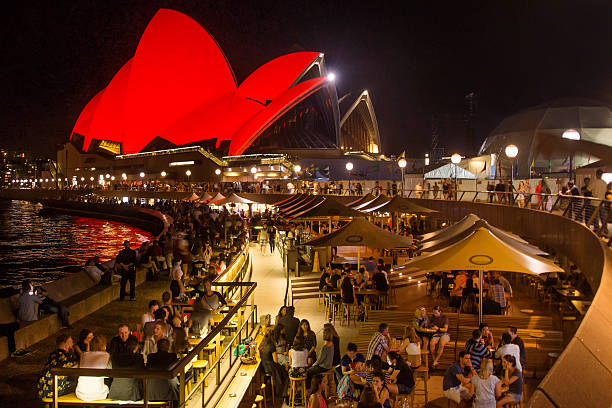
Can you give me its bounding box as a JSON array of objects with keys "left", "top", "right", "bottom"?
[
  {"left": 347, "top": 193, "right": 376, "bottom": 208},
  {"left": 290, "top": 197, "right": 366, "bottom": 220},
  {"left": 216, "top": 193, "right": 256, "bottom": 205},
  {"left": 365, "top": 195, "right": 440, "bottom": 215},
  {"left": 304, "top": 217, "right": 414, "bottom": 248},
  {"left": 354, "top": 194, "right": 390, "bottom": 211}
]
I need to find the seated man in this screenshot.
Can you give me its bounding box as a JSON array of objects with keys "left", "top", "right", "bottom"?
[
  {"left": 146, "top": 339, "right": 180, "bottom": 402},
  {"left": 465, "top": 329, "right": 491, "bottom": 373},
  {"left": 143, "top": 308, "right": 172, "bottom": 339},
  {"left": 107, "top": 324, "right": 138, "bottom": 355},
  {"left": 109, "top": 337, "right": 144, "bottom": 401},
  {"left": 38, "top": 334, "right": 78, "bottom": 399},
  {"left": 429, "top": 306, "right": 450, "bottom": 368},
  {"left": 19, "top": 280, "right": 70, "bottom": 328},
  {"left": 442, "top": 351, "right": 474, "bottom": 404}
]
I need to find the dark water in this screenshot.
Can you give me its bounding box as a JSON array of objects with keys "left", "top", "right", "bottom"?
[{"left": 0, "top": 200, "right": 153, "bottom": 288}]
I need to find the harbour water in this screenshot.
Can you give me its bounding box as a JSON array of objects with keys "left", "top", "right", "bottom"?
[{"left": 0, "top": 200, "right": 153, "bottom": 288}]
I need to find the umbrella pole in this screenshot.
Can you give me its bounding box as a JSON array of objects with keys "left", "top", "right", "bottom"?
[
  {"left": 479, "top": 269, "right": 484, "bottom": 324},
  {"left": 357, "top": 246, "right": 360, "bottom": 272}
]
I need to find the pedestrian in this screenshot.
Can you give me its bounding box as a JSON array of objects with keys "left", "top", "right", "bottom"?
[{"left": 117, "top": 240, "right": 137, "bottom": 301}]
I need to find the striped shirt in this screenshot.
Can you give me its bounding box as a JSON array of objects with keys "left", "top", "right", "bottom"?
[{"left": 367, "top": 332, "right": 388, "bottom": 360}]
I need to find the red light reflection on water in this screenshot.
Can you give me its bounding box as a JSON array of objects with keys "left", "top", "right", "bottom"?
[{"left": 70, "top": 217, "right": 153, "bottom": 262}]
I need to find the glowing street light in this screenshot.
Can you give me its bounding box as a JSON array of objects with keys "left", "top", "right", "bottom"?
[
  {"left": 562, "top": 129, "right": 580, "bottom": 140},
  {"left": 105, "top": 173, "right": 110, "bottom": 179},
  {"left": 505, "top": 144, "right": 519, "bottom": 183},
  {"left": 139, "top": 172, "right": 145, "bottom": 178},
  {"left": 345, "top": 162, "right": 354, "bottom": 171},
  {"left": 111, "top": 176, "right": 115, "bottom": 181},
  {"left": 121, "top": 173, "right": 127, "bottom": 180},
  {"left": 293, "top": 165, "right": 301, "bottom": 173},
  {"left": 250, "top": 167, "right": 257, "bottom": 174},
  {"left": 215, "top": 169, "right": 221, "bottom": 175},
  {"left": 80, "top": 177, "right": 85, "bottom": 181},
  {"left": 327, "top": 72, "right": 336, "bottom": 82},
  {"left": 160, "top": 171, "right": 167, "bottom": 177},
  {"left": 505, "top": 144, "right": 518, "bottom": 158},
  {"left": 90, "top": 176, "right": 94, "bottom": 181},
  {"left": 346, "top": 162, "right": 354, "bottom": 195}
]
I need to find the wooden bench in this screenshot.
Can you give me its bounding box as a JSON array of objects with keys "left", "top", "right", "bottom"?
[{"left": 42, "top": 393, "right": 169, "bottom": 407}]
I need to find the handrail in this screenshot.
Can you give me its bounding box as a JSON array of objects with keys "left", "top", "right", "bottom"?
[{"left": 51, "top": 282, "right": 256, "bottom": 379}]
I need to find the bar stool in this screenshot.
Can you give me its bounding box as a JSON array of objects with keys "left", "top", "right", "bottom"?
[
  {"left": 323, "top": 368, "right": 336, "bottom": 398},
  {"left": 289, "top": 376, "right": 307, "bottom": 408},
  {"left": 340, "top": 302, "right": 357, "bottom": 327},
  {"left": 258, "top": 384, "right": 267, "bottom": 408},
  {"left": 263, "top": 373, "right": 275, "bottom": 406},
  {"left": 192, "top": 359, "right": 208, "bottom": 390}
]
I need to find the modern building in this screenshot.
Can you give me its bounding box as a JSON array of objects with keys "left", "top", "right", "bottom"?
[
  {"left": 57, "top": 8, "right": 383, "bottom": 186},
  {"left": 479, "top": 98, "right": 612, "bottom": 178}
]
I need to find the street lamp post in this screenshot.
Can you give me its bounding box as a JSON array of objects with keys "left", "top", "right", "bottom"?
[
  {"left": 185, "top": 169, "right": 191, "bottom": 185},
  {"left": 505, "top": 144, "right": 519, "bottom": 184},
  {"left": 398, "top": 158, "right": 407, "bottom": 196},
  {"left": 345, "top": 162, "right": 354, "bottom": 195},
  {"left": 451, "top": 153, "right": 462, "bottom": 200}
]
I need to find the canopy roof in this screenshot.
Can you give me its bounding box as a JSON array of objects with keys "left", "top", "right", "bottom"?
[
  {"left": 424, "top": 163, "right": 477, "bottom": 180},
  {"left": 347, "top": 193, "right": 376, "bottom": 208},
  {"left": 280, "top": 196, "right": 324, "bottom": 217},
  {"left": 420, "top": 219, "right": 547, "bottom": 256},
  {"left": 290, "top": 197, "right": 366, "bottom": 220},
  {"left": 365, "top": 195, "right": 440, "bottom": 215},
  {"left": 274, "top": 194, "right": 305, "bottom": 208},
  {"left": 419, "top": 213, "right": 528, "bottom": 244},
  {"left": 304, "top": 217, "right": 414, "bottom": 248},
  {"left": 209, "top": 192, "right": 226, "bottom": 205},
  {"left": 183, "top": 192, "right": 200, "bottom": 201},
  {"left": 404, "top": 227, "right": 563, "bottom": 274},
  {"left": 276, "top": 194, "right": 310, "bottom": 211},
  {"left": 216, "top": 193, "right": 256, "bottom": 205},
  {"left": 198, "top": 192, "right": 213, "bottom": 203},
  {"left": 353, "top": 194, "right": 390, "bottom": 211}
]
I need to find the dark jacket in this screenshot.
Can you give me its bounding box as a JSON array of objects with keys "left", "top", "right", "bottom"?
[
  {"left": 107, "top": 334, "right": 138, "bottom": 355},
  {"left": 146, "top": 352, "right": 179, "bottom": 401},
  {"left": 109, "top": 352, "right": 145, "bottom": 401},
  {"left": 278, "top": 315, "right": 300, "bottom": 344}
]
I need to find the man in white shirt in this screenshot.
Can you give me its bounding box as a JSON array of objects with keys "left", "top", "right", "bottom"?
[
  {"left": 495, "top": 332, "right": 522, "bottom": 372},
  {"left": 592, "top": 169, "right": 608, "bottom": 235},
  {"left": 141, "top": 300, "right": 160, "bottom": 327}
]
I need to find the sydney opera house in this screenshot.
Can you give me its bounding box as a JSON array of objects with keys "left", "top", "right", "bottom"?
[{"left": 57, "top": 9, "right": 382, "bottom": 184}]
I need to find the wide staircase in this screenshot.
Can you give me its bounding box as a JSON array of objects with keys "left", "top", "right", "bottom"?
[
  {"left": 291, "top": 268, "right": 429, "bottom": 300},
  {"left": 353, "top": 310, "right": 563, "bottom": 375}
]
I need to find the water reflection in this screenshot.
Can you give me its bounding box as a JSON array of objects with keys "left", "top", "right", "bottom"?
[{"left": 0, "top": 200, "right": 153, "bottom": 287}]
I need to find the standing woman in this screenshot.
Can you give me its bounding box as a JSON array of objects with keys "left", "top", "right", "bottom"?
[
  {"left": 169, "top": 259, "right": 185, "bottom": 300},
  {"left": 297, "top": 319, "right": 317, "bottom": 365},
  {"left": 307, "top": 373, "right": 328, "bottom": 408},
  {"left": 516, "top": 181, "right": 526, "bottom": 208}
]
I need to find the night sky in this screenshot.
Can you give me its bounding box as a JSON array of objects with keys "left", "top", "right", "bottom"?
[{"left": 2, "top": 0, "right": 612, "bottom": 158}]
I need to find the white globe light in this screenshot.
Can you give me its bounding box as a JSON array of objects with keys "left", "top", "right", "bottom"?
[
  {"left": 250, "top": 167, "right": 257, "bottom": 174},
  {"left": 139, "top": 172, "right": 145, "bottom": 178},
  {"left": 45, "top": 179, "right": 48, "bottom": 182},
  {"left": 562, "top": 129, "right": 580, "bottom": 140},
  {"left": 293, "top": 165, "right": 301, "bottom": 173},
  {"left": 52, "top": 178, "right": 55, "bottom": 182},
  {"left": 505, "top": 144, "right": 519, "bottom": 158},
  {"left": 90, "top": 177, "right": 94, "bottom": 181},
  {"left": 346, "top": 162, "right": 354, "bottom": 171},
  {"left": 185, "top": 170, "right": 192, "bottom": 176},
  {"left": 161, "top": 171, "right": 167, "bottom": 177},
  {"left": 215, "top": 169, "right": 221, "bottom": 175},
  {"left": 398, "top": 158, "right": 407, "bottom": 168},
  {"left": 327, "top": 72, "right": 336, "bottom": 82},
  {"left": 80, "top": 177, "right": 85, "bottom": 181},
  {"left": 111, "top": 176, "right": 115, "bottom": 181},
  {"left": 451, "top": 153, "right": 462, "bottom": 164},
  {"left": 121, "top": 173, "right": 127, "bottom": 180}
]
